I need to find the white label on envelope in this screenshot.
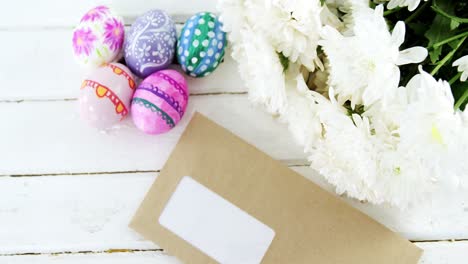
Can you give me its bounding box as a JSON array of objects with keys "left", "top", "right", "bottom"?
[{"left": 159, "top": 176, "right": 275, "bottom": 264}]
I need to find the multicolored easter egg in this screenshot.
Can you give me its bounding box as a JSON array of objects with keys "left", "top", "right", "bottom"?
[
  {"left": 177, "top": 12, "right": 227, "bottom": 77},
  {"left": 131, "top": 69, "right": 189, "bottom": 134},
  {"left": 79, "top": 63, "right": 136, "bottom": 129},
  {"left": 124, "top": 9, "right": 177, "bottom": 78},
  {"left": 72, "top": 6, "right": 125, "bottom": 69}
]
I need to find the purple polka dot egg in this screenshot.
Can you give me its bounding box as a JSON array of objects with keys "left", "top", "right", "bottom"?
[
  {"left": 131, "top": 69, "right": 189, "bottom": 134},
  {"left": 124, "top": 9, "right": 177, "bottom": 78},
  {"left": 72, "top": 6, "right": 125, "bottom": 69}
]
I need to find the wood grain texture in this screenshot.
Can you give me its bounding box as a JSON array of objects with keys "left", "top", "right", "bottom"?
[
  {"left": 0, "top": 251, "right": 182, "bottom": 264},
  {"left": 417, "top": 241, "right": 468, "bottom": 264},
  {"left": 0, "top": 0, "right": 216, "bottom": 28},
  {"left": 1, "top": 242, "right": 467, "bottom": 264},
  {"left": 0, "top": 95, "right": 305, "bottom": 175},
  {"left": 1, "top": 1, "right": 466, "bottom": 262},
  {"left": 0, "top": 30, "right": 243, "bottom": 101},
  {"left": 0, "top": 170, "right": 466, "bottom": 254}
]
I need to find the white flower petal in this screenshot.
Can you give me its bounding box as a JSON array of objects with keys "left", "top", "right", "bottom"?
[
  {"left": 387, "top": 0, "right": 421, "bottom": 11},
  {"left": 391, "top": 21, "right": 405, "bottom": 47},
  {"left": 397, "top": 46, "right": 428, "bottom": 65},
  {"left": 453, "top": 55, "right": 468, "bottom": 82}
]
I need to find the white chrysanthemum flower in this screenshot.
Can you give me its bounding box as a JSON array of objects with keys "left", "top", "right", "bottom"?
[
  {"left": 218, "top": 0, "right": 468, "bottom": 208},
  {"left": 369, "top": 68, "right": 468, "bottom": 207},
  {"left": 398, "top": 69, "right": 468, "bottom": 187},
  {"left": 387, "top": 0, "right": 422, "bottom": 12},
  {"left": 217, "top": 0, "right": 246, "bottom": 42},
  {"left": 233, "top": 25, "right": 288, "bottom": 114},
  {"left": 319, "top": 5, "right": 427, "bottom": 108},
  {"left": 453, "top": 55, "right": 468, "bottom": 82},
  {"left": 281, "top": 74, "right": 323, "bottom": 151},
  {"left": 308, "top": 88, "right": 381, "bottom": 202},
  {"left": 320, "top": 4, "right": 345, "bottom": 31},
  {"left": 325, "top": 0, "right": 370, "bottom": 35},
  {"left": 246, "top": 0, "right": 323, "bottom": 71}
]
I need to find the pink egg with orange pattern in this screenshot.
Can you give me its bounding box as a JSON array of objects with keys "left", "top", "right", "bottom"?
[
  {"left": 79, "top": 63, "right": 136, "bottom": 129},
  {"left": 131, "top": 69, "right": 189, "bottom": 134}
]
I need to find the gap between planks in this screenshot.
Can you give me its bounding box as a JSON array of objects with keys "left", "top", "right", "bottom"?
[
  {"left": 0, "top": 160, "right": 310, "bottom": 177},
  {"left": 1, "top": 239, "right": 468, "bottom": 257},
  {"left": 0, "top": 248, "right": 162, "bottom": 257},
  {"left": 0, "top": 92, "right": 247, "bottom": 104},
  {"left": 0, "top": 16, "right": 210, "bottom": 31}
]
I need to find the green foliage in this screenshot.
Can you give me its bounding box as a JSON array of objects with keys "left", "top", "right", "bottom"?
[
  {"left": 385, "top": 0, "right": 468, "bottom": 109},
  {"left": 343, "top": 101, "right": 366, "bottom": 117},
  {"left": 278, "top": 52, "right": 289, "bottom": 72}
]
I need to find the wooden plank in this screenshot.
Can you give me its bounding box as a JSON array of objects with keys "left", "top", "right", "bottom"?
[
  {"left": 0, "top": 30, "right": 243, "bottom": 101},
  {"left": 0, "top": 251, "right": 181, "bottom": 264},
  {"left": 1, "top": 242, "right": 466, "bottom": 264},
  {"left": 294, "top": 166, "right": 468, "bottom": 242},
  {"left": 0, "top": 1, "right": 217, "bottom": 28},
  {"left": 0, "top": 171, "right": 466, "bottom": 254},
  {"left": 417, "top": 241, "right": 468, "bottom": 264},
  {"left": 0, "top": 173, "right": 156, "bottom": 254},
  {"left": 0, "top": 95, "right": 305, "bottom": 175}
]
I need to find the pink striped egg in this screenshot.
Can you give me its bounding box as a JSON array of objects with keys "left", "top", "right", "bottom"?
[
  {"left": 131, "top": 69, "right": 189, "bottom": 134},
  {"left": 79, "top": 63, "right": 136, "bottom": 129}
]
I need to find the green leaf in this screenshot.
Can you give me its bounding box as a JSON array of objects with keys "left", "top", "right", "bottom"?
[
  {"left": 407, "top": 22, "right": 427, "bottom": 37},
  {"left": 453, "top": 81, "right": 468, "bottom": 110},
  {"left": 320, "top": 0, "right": 326, "bottom": 6},
  {"left": 450, "top": 19, "right": 460, "bottom": 30},
  {"left": 429, "top": 46, "right": 442, "bottom": 64},
  {"left": 430, "top": 36, "right": 466, "bottom": 76},
  {"left": 425, "top": 0, "right": 457, "bottom": 63},
  {"left": 277, "top": 52, "right": 289, "bottom": 72},
  {"left": 432, "top": 0, "right": 468, "bottom": 24}
]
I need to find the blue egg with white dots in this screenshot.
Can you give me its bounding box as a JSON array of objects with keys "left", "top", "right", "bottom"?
[{"left": 177, "top": 12, "right": 227, "bottom": 78}]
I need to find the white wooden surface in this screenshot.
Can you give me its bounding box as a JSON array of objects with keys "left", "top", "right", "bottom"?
[{"left": 0, "top": 1, "right": 467, "bottom": 263}]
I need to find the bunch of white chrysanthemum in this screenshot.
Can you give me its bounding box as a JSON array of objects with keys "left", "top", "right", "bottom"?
[{"left": 218, "top": 0, "right": 468, "bottom": 208}]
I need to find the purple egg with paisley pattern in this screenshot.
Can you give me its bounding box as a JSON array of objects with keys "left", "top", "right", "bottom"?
[
  {"left": 131, "top": 69, "right": 189, "bottom": 134},
  {"left": 124, "top": 9, "right": 177, "bottom": 78}
]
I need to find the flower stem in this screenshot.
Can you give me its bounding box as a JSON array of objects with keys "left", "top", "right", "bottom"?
[
  {"left": 384, "top": 7, "right": 401, "bottom": 16},
  {"left": 433, "top": 31, "right": 468, "bottom": 48},
  {"left": 430, "top": 36, "right": 467, "bottom": 76},
  {"left": 405, "top": 1, "right": 429, "bottom": 23},
  {"left": 431, "top": 2, "right": 468, "bottom": 24},
  {"left": 454, "top": 88, "right": 468, "bottom": 110},
  {"left": 449, "top": 72, "right": 462, "bottom": 85}
]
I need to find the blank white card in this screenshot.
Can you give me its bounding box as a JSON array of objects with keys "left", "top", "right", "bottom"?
[{"left": 159, "top": 176, "right": 275, "bottom": 264}]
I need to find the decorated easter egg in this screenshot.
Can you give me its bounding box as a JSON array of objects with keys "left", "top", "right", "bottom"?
[
  {"left": 124, "top": 9, "right": 177, "bottom": 78},
  {"left": 131, "top": 69, "right": 188, "bottom": 134},
  {"left": 72, "top": 6, "right": 125, "bottom": 68},
  {"left": 79, "top": 63, "right": 136, "bottom": 129},
  {"left": 177, "top": 12, "right": 227, "bottom": 77}
]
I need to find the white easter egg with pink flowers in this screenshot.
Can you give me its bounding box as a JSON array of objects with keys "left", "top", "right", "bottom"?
[{"left": 72, "top": 6, "right": 125, "bottom": 69}]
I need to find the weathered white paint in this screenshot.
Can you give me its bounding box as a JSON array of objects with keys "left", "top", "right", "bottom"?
[
  {"left": 0, "top": 171, "right": 466, "bottom": 255},
  {"left": 0, "top": 95, "right": 305, "bottom": 175},
  {"left": 418, "top": 241, "right": 468, "bottom": 264},
  {"left": 0, "top": 0, "right": 217, "bottom": 28},
  {"left": 1, "top": 242, "right": 465, "bottom": 264},
  {"left": 0, "top": 30, "right": 243, "bottom": 101},
  {"left": 0, "top": 1, "right": 466, "bottom": 262},
  {"left": 0, "top": 251, "right": 182, "bottom": 264}
]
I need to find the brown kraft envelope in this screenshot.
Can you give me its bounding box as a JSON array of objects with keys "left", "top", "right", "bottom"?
[{"left": 130, "top": 112, "right": 422, "bottom": 264}]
